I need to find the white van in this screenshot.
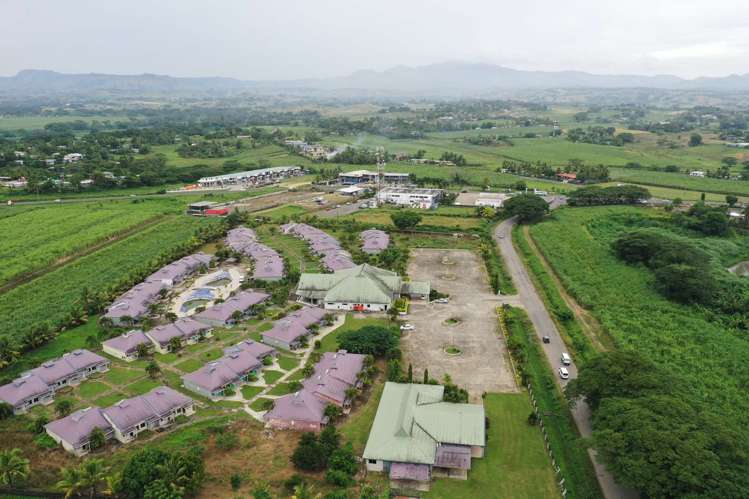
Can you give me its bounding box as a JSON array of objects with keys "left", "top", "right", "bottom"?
[{"left": 561, "top": 353, "right": 571, "bottom": 366}]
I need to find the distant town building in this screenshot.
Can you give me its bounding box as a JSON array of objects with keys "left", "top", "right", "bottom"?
[
  {"left": 197, "top": 166, "right": 302, "bottom": 189},
  {"left": 377, "top": 187, "right": 443, "bottom": 209},
  {"left": 689, "top": 170, "right": 706, "bottom": 177},
  {"left": 63, "top": 153, "right": 83, "bottom": 163}
]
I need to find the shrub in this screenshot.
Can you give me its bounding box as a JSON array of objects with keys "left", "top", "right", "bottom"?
[
  {"left": 215, "top": 432, "right": 239, "bottom": 451},
  {"left": 230, "top": 473, "right": 242, "bottom": 490}
]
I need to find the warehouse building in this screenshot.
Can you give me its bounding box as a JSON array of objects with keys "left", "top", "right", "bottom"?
[
  {"left": 197, "top": 166, "right": 302, "bottom": 189},
  {"left": 377, "top": 187, "right": 443, "bottom": 209}
]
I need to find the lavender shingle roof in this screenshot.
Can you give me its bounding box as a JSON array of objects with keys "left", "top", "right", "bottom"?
[
  {"left": 226, "top": 227, "right": 284, "bottom": 280},
  {"left": 0, "top": 374, "right": 51, "bottom": 406},
  {"left": 45, "top": 407, "right": 113, "bottom": 447},
  {"left": 262, "top": 306, "right": 326, "bottom": 345},
  {"left": 103, "top": 386, "right": 191, "bottom": 431},
  {"left": 193, "top": 290, "right": 269, "bottom": 324},
  {"left": 265, "top": 389, "right": 327, "bottom": 424},
  {"left": 102, "top": 330, "right": 150, "bottom": 355},
  {"left": 27, "top": 349, "right": 108, "bottom": 385},
  {"left": 146, "top": 318, "right": 210, "bottom": 347},
  {"left": 281, "top": 223, "right": 355, "bottom": 272},
  {"left": 181, "top": 347, "right": 260, "bottom": 393},
  {"left": 360, "top": 229, "right": 389, "bottom": 254},
  {"left": 224, "top": 340, "right": 275, "bottom": 359}
]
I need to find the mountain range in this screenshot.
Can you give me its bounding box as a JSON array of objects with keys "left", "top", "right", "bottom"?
[{"left": 2, "top": 62, "right": 749, "bottom": 96}]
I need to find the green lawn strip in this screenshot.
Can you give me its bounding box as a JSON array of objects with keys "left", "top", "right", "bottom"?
[
  {"left": 318, "top": 314, "right": 395, "bottom": 353},
  {"left": 198, "top": 348, "right": 224, "bottom": 362},
  {"left": 124, "top": 378, "right": 162, "bottom": 396},
  {"left": 340, "top": 380, "right": 385, "bottom": 454},
  {"left": 482, "top": 221, "right": 515, "bottom": 294},
  {"left": 512, "top": 225, "right": 596, "bottom": 363},
  {"left": 104, "top": 367, "right": 144, "bottom": 385},
  {"left": 77, "top": 381, "right": 110, "bottom": 400},
  {"left": 426, "top": 393, "right": 559, "bottom": 499},
  {"left": 285, "top": 369, "right": 306, "bottom": 382},
  {"left": 94, "top": 392, "right": 129, "bottom": 407},
  {"left": 503, "top": 306, "right": 602, "bottom": 499},
  {"left": 157, "top": 352, "right": 181, "bottom": 364},
  {"left": 240, "top": 385, "right": 264, "bottom": 400},
  {"left": 266, "top": 383, "right": 296, "bottom": 396},
  {"left": 262, "top": 370, "right": 285, "bottom": 385},
  {"left": 249, "top": 397, "right": 274, "bottom": 412},
  {"left": 277, "top": 355, "right": 300, "bottom": 371},
  {"left": 257, "top": 322, "right": 273, "bottom": 333},
  {"left": 175, "top": 358, "right": 205, "bottom": 373}
]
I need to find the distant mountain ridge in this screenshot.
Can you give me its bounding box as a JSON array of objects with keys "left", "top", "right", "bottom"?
[{"left": 1, "top": 62, "right": 748, "bottom": 96}]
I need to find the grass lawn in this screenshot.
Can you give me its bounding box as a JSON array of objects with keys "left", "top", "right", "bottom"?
[
  {"left": 257, "top": 322, "right": 273, "bottom": 333},
  {"left": 267, "top": 383, "right": 297, "bottom": 396},
  {"left": 249, "top": 398, "right": 274, "bottom": 412},
  {"left": 175, "top": 358, "right": 205, "bottom": 373},
  {"left": 105, "top": 367, "right": 143, "bottom": 385},
  {"left": 240, "top": 385, "right": 264, "bottom": 399},
  {"left": 285, "top": 369, "right": 306, "bottom": 382},
  {"left": 319, "top": 314, "right": 395, "bottom": 353},
  {"left": 124, "top": 378, "right": 162, "bottom": 396},
  {"left": 255, "top": 205, "right": 308, "bottom": 220},
  {"left": 94, "top": 392, "right": 128, "bottom": 407},
  {"left": 157, "top": 352, "right": 181, "bottom": 364},
  {"left": 277, "top": 355, "right": 300, "bottom": 371},
  {"left": 262, "top": 370, "right": 285, "bottom": 385},
  {"left": 199, "top": 348, "right": 224, "bottom": 362},
  {"left": 426, "top": 393, "right": 559, "bottom": 499},
  {"left": 343, "top": 210, "right": 482, "bottom": 229},
  {"left": 340, "top": 380, "right": 385, "bottom": 454},
  {"left": 77, "top": 381, "right": 110, "bottom": 399}
]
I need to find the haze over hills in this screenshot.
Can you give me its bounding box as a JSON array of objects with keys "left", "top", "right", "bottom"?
[{"left": 1, "top": 62, "right": 749, "bottom": 97}]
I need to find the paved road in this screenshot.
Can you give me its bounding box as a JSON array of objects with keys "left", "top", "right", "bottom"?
[
  {"left": 494, "top": 201, "right": 638, "bottom": 499},
  {"left": 316, "top": 201, "right": 360, "bottom": 218}
]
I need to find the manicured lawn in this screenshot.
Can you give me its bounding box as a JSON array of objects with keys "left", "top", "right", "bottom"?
[
  {"left": 105, "top": 367, "right": 143, "bottom": 385},
  {"left": 319, "top": 314, "right": 395, "bottom": 353},
  {"left": 426, "top": 393, "right": 559, "bottom": 499},
  {"left": 249, "top": 397, "right": 274, "bottom": 412},
  {"left": 285, "top": 369, "right": 306, "bottom": 382},
  {"left": 267, "top": 383, "right": 296, "bottom": 396},
  {"left": 262, "top": 370, "right": 285, "bottom": 385},
  {"left": 277, "top": 355, "right": 300, "bottom": 371},
  {"left": 340, "top": 380, "right": 385, "bottom": 454},
  {"left": 78, "top": 381, "right": 110, "bottom": 399},
  {"left": 240, "top": 385, "right": 264, "bottom": 399},
  {"left": 94, "top": 392, "right": 128, "bottom": 407},
  {"left": 257, "top": 322, "right": 273, "bottom": 333},
  {"left": 124, "top": 378, "right": 161, "bottom": 396},
  {"left": 157, "top": 352, "right": 181, "bottom": 364},
  {"left": 175, "top": 358, "right": 205, "bottom": 373},
  {"left": 199, "top": 348, "right": 224, "bottom": 362}
]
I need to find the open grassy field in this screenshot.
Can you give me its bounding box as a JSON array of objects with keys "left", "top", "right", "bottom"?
[
  {"left": 427, "top": 393, "right": 559, "bottom": 499},
  {"left": 145, "top": 143, "right": 314, "bottom": 169},
  {"left": 0, "top": 114, "right": 131, "bottom": 131},
  {"left": 0, "top": 214, "right": 218, "bottom": 341},
  {"left": 255, "top": 225, "right": 322, "bottom": 273},
  {"left": 341, "top": 208, "right": 483, "bottom": 229},
  {"left": 0, "top": 201, "right": 175, "bottom": 286},
  {"left": 529, "top": 206, "right": 749, "bottom": 441},
  {"left": 254, "top": 204, "right": 308, "bottom": 221},
  {"left": 608, "top": 167, "right": 749, "bottom": 197}
]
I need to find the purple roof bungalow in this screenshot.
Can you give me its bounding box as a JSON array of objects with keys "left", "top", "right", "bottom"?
[
  {"left": 146, "top": 318, "right": 210, "bottom": 349},
  {"left": 182, "top": 361, "right": 242, "bottom": 395},
  {"left": 264, "top": 389, "right": 328, "bottom": 426},
  {"left": 45, "top": 407, "right": 114, "bottom": 450},
  {"left": 302, "top": 351, "right": 365, "bottom": 406},
  {"left": 105, "top": 280, "right": 166, "bottom": 321},
  {"left": 262, "top": 306, "right": 326, "bottom": 349},
  {"left": 360, "top": 229, "right": 389, "bottom": 254},
  {"left": 281, "top": 223, "right": 354, "bottom": 272},
  {"left": 193, "top": 291, "right": 269, "bottom": 325},
  {"left": 59, "top": 349, "right": 109, "bottom": 372},
  {"left": 102, "top": 330, "right": 151, "bottom": 357},
  {"left": 322, "top": 251, "right": 355, "bottom": 271},
  {"left": 225, "top": 228, "right": 285, "bottom": 280},
  {"left": 225, "top": 340, "right": 275, "bottom": 360},
  {"left": 103, "top": 386, "right": 192, "bottom": 432},
  {"left": 0, "top": 374, "right": 52, "bottom": 408},
  {"left": 147, "top": 253, "right": 213, "bottom": 285}
]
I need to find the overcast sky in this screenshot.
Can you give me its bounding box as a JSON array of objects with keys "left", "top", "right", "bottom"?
[{"left": 2, "top": 0, "right": 748, "bottom": 80}]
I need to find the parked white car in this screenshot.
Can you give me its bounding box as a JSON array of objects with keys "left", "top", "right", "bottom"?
[
  {"left": 400, "top": 323, "right": 415, "bottom": 331},
  {"left": 561, "top": 352, "right": 571, "bottom": 365},
  {"left": 433, "top": 298, "right": 449, "bottom": 304},
  {"left": 558, "top": 367, "right": 569, "bottom": 380}
]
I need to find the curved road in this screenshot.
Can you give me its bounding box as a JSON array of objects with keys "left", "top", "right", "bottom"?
[{"left": 494, "top": 200, "right": 638, "bottom": 499}]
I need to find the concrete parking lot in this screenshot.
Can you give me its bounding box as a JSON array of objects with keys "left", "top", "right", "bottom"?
[{"left": 402, "top": 249, "right": 517, "bottom": 399}]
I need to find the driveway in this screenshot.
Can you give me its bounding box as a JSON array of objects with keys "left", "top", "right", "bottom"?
[
  {"left": 402, "top": 249, "right": 517, "bottom": 400},
  {"left": 494, "top": 201, "right": 638, "bottom": 499}
]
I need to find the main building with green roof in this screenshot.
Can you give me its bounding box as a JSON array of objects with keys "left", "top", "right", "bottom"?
[
  {"left": 295, "top": 264, "right": 430, "bottom": 312},
  {"left": 363, "top": 382, "right": 486, "bottom": 489}
]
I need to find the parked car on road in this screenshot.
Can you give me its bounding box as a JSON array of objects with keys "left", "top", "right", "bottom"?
[
  {"left": 558, "top": 367, "right": 569, "bottom": 380},
  {"left": 433, "top": 298, "right": 449, "bottom": 304},
  {"left": 400, "top": 323, "right": 415, "bottom": 331},
  {"left": 561, "top": 352, "right": 571, "bottom": 365}
]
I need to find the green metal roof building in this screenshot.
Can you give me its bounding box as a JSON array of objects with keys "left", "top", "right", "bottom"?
[
  {"left": 362, "top": 382, "right": 486, "bottom": 489},
  {"left": 296, "top": 264, "right": 430, "bottom": 312}
]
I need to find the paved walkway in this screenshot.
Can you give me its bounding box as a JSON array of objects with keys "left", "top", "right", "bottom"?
[{"left": 494, "top": 204, "right": 638, "bottom": 499}]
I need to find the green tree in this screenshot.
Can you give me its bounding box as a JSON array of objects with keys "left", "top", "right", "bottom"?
[
  {"left": 726, "top": 195, "right": 738, "bottom": 207},
  {"left": 337, "top": 325, "right": 398, "bottom": 357},
  {"left": 146, "top": 360, "right": 161, "bottom": 379},
  {"left": 55, "top": 399, "right": 73, "bottom": 418},
  {"left": 390, "top": 211, "right": 422, "bottom": 230},
  {"left": 503, "top": 194, "right": 549, "bottom": 223},
  {"left": 292, "top": 433, "right": 326, "bottom": 471},
  {"left": 89, "top": 427, "right": 106, "bottom": 451},
  {"left": 689, "top": 133, "right": 703, "bottom": 146},
  {"left": 136, "top": 342, "right": 151, "bottom": 359},
  {"left": 0, "top": 448, "right": 30, "bottom": 487}
]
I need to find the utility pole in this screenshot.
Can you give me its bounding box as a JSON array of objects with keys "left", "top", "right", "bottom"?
[{"left": 375, "top": 146, "right": 385, "bottom": 208}]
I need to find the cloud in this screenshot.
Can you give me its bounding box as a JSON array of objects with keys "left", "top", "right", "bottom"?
[{"left": 650, "top": 42, "right": 744, "bottom": 60}]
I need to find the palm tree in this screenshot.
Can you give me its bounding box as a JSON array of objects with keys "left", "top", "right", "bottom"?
[
  {"left": 0, "top": 448, "right": 30, "bottom": 487},
  {"left": 292, "top": 482, "right": 321, "bottom": 499},
  {"left": 58, "top": 459, "right": 109, "bottom": 499},
  {"left": 146, "top": 360, "right": 161, "bottom": 379}
]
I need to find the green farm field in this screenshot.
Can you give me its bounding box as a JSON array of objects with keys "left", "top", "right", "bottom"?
[
  {"left": 528, "top": 206, "right": 749, "bottom": 436},
  {"left": 144, "top": 143, "right": 314, "bottom": 169},
  {"left": 0, "top": 114, "right": 131, "bottom": 131},
  {"left": 0, "top": 215, "right": 219, "bottom": 339}
]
